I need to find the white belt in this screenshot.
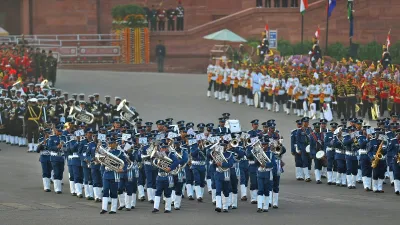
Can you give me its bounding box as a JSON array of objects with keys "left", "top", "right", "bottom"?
[
  {"left": 50, "top": 152, "right": 63, "bottom": 156},
  {"left": 192, "top": 161, "right": 205, "bottom": 166},
  {"left": 68, "top": 155, "right": 79, "bottom": 159},
  {"left": 335, "top": 149, "right": 345, "bottom": 154},
  {"left": 326, "top": 147, "right": 333, "bottom": 151},
  {"left": 345, "top": 151, "right": 357, "bottom": 156},
  {"left": 358, "top": 149, "right": 367, "bottom": 155},
  {"left": 40, "top": 151, "right": 50, "bottom": 155},
  {"left": 248, "top": 160, "right": 255, "bottom": 165},
  {"left": 258, "top": 168, "right": 272, "bottom": 172},
  {"left": 144, "top": 161, "right": 152, "bottom": 165},
  {"left": 73, "top": 153, "right": 79, "bottom": 157},
  {"left": 158, "top": 172, "right": 169, "bottom": 177},
  {"left": 347, "top": 94, "right": 356, "bottom": 97},
  {"left": 82, "top": 153, "right": 87, "bottom": 157}
]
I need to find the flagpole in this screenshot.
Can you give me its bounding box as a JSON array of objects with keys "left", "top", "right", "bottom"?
[
  {"left": 301, "top": 14, "right": 304, "bottom": 44},
  {"left": 325, "top": 0, "right": 329, "bottom": 55}
]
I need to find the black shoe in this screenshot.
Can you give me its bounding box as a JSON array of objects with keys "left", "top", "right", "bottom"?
[
  {"left": 357, "top": 180, "right": 363, "bottom": 184},
  {"left": 188, "top": 196, "right": 194, "bottom": 200},
  {"left": 321, "top": 175, "right": 327, "bottom": 179},
  {"left": 118, "top": 206, "right": 124, "bottom": 210},
  {"left": 251, "top": 201, "right": 257, "bottom": 204},
  {"left": 269, "top": 203, "right": 272, "bottom": 207},
  {"left": 174, "top": 207, "right": 180, "bottom": 210},
  {"left": 395, "top": 191, "right": 399, "bottom": 195},
  {"left": 125, "top": 208, "right": 131, "bottom": 211},
  {"left": 241, "top": 196, "right": 247, "bottom": 201},
  {"left": 391, "top": 183, "right": 394, "bottom": 187},
  {"left": 72, "top": 193, "right": 77, "bottom": 196},
  {"left": 164, "top": 210, "right": 171, "bottom": 213},
  {"left": 131, "top": 206, "right": 135, "bottom": 209},
  {"left": 232, "top": 206, "right": 237, "bottom": 209},
  {"left": 171, "top": 202, "right": 174, "bottom": 206},
  {"left": 208, "top": 191, "right": 211, "bottom": 194},
  {"left": 374, "top": 190, "right": 379, "bottom": 193},
  {"left": 257, "top": 208, "right": 263, "bottom": 213},
  {"left": 341, "top": 184, "right": 346, "bottom": 187},
  {"left": 336, "top": 183, "right": 341, "bottom": 186},
  {"left": 140, "top": 197, "right": 145, "bottom": 201},
  {"left": 383, "top": 181, "right": 387, "bottom": 184},
  {"left": 316, "top": 180, "right": 322, "bottom": 184},
  {"left": 327, "top": 182, "right": 332, "bottom": 185},
  {"left": 77, "top": 194, "right": 83, "bottom": 198},
  {"left": 305, "top": 178, "right": 311, "bottom": 182},
  {"left": 100, "top": 210, "right": 107, "bottom": 214},
  {"left": 223, "top": 209, "right": 228, "bottom": 213},
  {"left": 197, "top": 197, "right": 203, "bottom": 202},
  {"left": 149, "top": 200, "right": 154, "bottom": 204},
  {"left": 352, "top": 186, "right": 356, "bottom": 189},
  {"left": 88, "top": 197, "right": 94, "bottom": 200},
  {"left": 273, "top": 205, "right": 278, "bottom": 209},
  {"left": 379, "top": 190, "right": 384, "bottom": 193},
  {"left": 263, "top": 209, "right": 269, "bottom": 212},
  {"left": 296, "top": 178, "right": 303, "bottom": 181},
  {"left": 152, "top": 209, "right": 159, "bottom": 213},
  {"left": 215, "top": 208, "right": 221, "bottom": 212},
  {"left": 95, "top": 198, "right": 101, "bottom": 202},
  {"left": 109, "top": 211, "right": 116, "bottom": 214},
  {"left": 181, "top": 195, "right": 185, "bottom": 199},
  {"left": 56, "top": 191, "right": 62, "bottom": 194},
  {"left": 366, "top": 188, "right": 372, "bottom": 192},
  {"left": 45, "top": 189, "right": 51, "bottom": 192}
]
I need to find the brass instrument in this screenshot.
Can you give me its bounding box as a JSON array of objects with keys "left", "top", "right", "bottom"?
[
  {"left": 117, "top": 99, "right": 139, "bottom": 126},
  {"left": 48, "top": 105, "right": 56, "bottom": 117},
  {"left": 230, "top": 138, "right": 239, "bottom": 148},
  {"left": 69, "top": 106, "right": 95, "bottom": 124},
  {"left": 150, "top": 147, "right": 174, "bottom": 173},
  {"left": 40, "top": 79, "right": 50, "bottom": 90},
  {"left": 396, "top": 153, "right": 400, "bottom": 164},
  {"left": 244, "top": 138, "right": 253, "bottom": 147},
  {"left": 251, "top": 140, "right": 271, "bottom": 165},
  {"left": 210, "top": 143, "right": 229, "bottom": 172},
  {"left": 371, "top": 141, "right": 384, "bottom": 169},
  {"left": 96, "top": 144, "right": 125, "bottom": 172}
]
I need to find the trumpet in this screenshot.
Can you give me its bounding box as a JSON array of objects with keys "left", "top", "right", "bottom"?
[{"left": 244, "top": 138, "right": 253, "bottom": 147}]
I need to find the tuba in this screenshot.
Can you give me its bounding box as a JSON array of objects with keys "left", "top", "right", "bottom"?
[
  {"left": 96, "top": 144, "right": 125, "bottom": 172},
  {"left": 40, "top": 79, "right": 50, "bottom": 90},
  {"left": 117, "top": 99, "right": 139, "bottom": 126},
  {"left": 69, "top": 105, "right": 95, "bottom": 124},
  {"left": 251, "top": 140, "right": 271, "bottom": 165},
  {"left": 210, "top": 143, "right": 229, "bottom": 172}
]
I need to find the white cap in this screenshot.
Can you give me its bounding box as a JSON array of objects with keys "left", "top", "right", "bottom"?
[{"left": 29, "top": 98, "right": 38, "bottom": 103}]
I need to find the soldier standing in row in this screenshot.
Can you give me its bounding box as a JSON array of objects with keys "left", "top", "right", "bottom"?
[
  {"left": 157, "top": 7, "right": 166, "bottom": 31},
  {"left": 176, "top": 1, "right": 184, "bottom": 31},
  {"left": 167, "top": 6, "right": 177, "bottom": 31},
  {"left": 381, "top": 44, "right": 391, "bottom": 70},
  {"left": 150, "top": 5, "right": 158, "bottom": 31},
  {"left": 45, "top": 51, "right": 58, "bottom": 87}
]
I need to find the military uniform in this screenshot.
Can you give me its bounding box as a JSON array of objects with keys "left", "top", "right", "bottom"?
[
  {"left": 176, "top": 3, "right": 184, "bottom": 31},
  {"left": 45, "top": 52, "right": 58, "bottom": 86},
  {"left": 167, "top": 8, "right": 177, "bottom": 31}
]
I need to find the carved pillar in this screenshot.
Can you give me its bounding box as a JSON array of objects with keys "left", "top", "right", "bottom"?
[{"left": 20, "top": 0, "right": 30, "bottom": 35}]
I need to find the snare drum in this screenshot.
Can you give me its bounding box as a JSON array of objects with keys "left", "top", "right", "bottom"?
[{"left": 225, "top": 119, "right": 241, "bottom": 133}]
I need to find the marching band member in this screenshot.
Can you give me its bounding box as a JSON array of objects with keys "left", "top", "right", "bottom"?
[
  {"left": 204, "top": 123, "right": 214, "bottom": 193},
  {"left": 251, "top": 67, "right": 261, "bottom": 107},
  {"left": 332, "top": 126, "right": 347, "bottom": 187},
  {"left": 141, "top": 133, "right": 157, "bottom": 203},
  {"left": 285, "top": 71, "right": 299, "bottom": 115},
  {"left": 25, "top": 98, "right": 42, "bottom": 152},
  {"left": 79, "top": 128, "right": 94, "bottom": 200},
  {"left": 270, "top": 128, "right": 285, "bottom": 209},
  {"left": 388, "top": 129, "right": 400, "bottom": 195},
  {"left": 247, "top": 120, "right": 262, "bottom": 203},
  {"left": 49, "top": 128, "right": 65, "bottom": 194},
  {"left": 213, "top": 140, "right": 235, "bottom": 213},
  {"left": 310, "top": 122, "right": 324, "bottom": 184},
  {"left": 100, "top": 138, "right": 126, "bottom": 214},
  {"left": 237, "top": 64, "right": 248, "bottom": 104},
  {"left": 189, "top": 134, "right": 207, "bottom": 202},
  {"left": 64, "top": 124, "right": 77, "bottom": 196},
  {"left": 216, "top": 62, "right": 225, "bottom": 100},
  {"left": 344, "top": 127, "right": 359, "bottom": 189},
  {"left": 292, "top": 120, "right": 304, "bottom": 180},
  {"left": 172, "top": 137, "right": 188, "bottom": 210},
  {"left": 265, "top": 73, "right": 274, "bottom": 111},
  {"left": 325, "top": 122, "right": 338, "bottom": 185},
  {"left": 296, "top": 117, "right": 312, "bottom": 182},
  {"left": 255, "top": 137, "right": 276, "bottom": 213},
  {"left": 227, "top": 135, "right": 243, "bottom": 209},
  {"left": 231, "top": 65, "right": 240, "bottom": 103},
  {"left": 307, "top": 77, "right": 321, "bottom": 119},
  {"left": 258, "top": 71, "right": 268, "bottom": 109},
  {"left": 152, "top": 141, "right": 180, "bottom": 213},
  {"left": 36, "top": 128, "right": 52, "bottom": 192},
  {"left": 320, "top": 76, "right": 334, "bottom": 119},
  {"left": 357, "top": 125, "right": 371, "bottom": 191},
  {"left": 238, "top": 135, "right": 249, "bottom": 201},
  {"left": 273, "top": 73, "right": 287, "bottom": 113},
  {"left": 206, "top": 60, "right": 216, "bottom": 98},
  {"left": 86, "top": 130, "right": 102, "bottom": 202},
  {"left": 368, "top": 128, "right": 387, "bottom": 193},
  {"left": 245, "top": 67, "right": 253, "bottom": 106}
]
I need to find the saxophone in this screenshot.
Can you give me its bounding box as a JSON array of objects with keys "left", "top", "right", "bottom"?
[{"left": 371, "top": 141, "right": 384, "bottom": 169}]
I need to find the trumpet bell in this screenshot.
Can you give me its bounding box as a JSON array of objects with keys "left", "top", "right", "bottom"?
[{"left": 230, "top": 139, "right": 239, "bottom": 148}]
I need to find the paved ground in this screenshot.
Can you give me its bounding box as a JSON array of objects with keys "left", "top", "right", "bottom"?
[{"left": 0, "top": 70, "right": 398, "bottom": 225}]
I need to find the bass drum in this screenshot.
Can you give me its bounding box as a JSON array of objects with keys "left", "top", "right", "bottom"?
[
  {"left": 225, "top": 119, "right": 241, "bottom": 133},
  {"left": 254, "top": 92, "right": 260, "bottom": 108},
  {"left": 323, "top": 103, "right": 333, "bottom": 121}
]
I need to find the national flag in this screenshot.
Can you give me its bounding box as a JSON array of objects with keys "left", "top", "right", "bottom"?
[
  {"left": 327, "top": 0, "right": 336, "bottom": 18},
  {"left": 387, "top": 29, "right": 391, "bottom": 49},
  {"left": 315, "top": 26, "right": 320, "bottom": 39},
  {"left": 265, "top": 24, "right": 269, "bottom": 39},
  {"left": 300, "top": 0, "right": 309, "bottom": 15}
]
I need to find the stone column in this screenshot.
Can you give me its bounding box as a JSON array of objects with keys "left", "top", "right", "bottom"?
[{"left": 20, "top": 0, "right": 30, "bottom": 35}]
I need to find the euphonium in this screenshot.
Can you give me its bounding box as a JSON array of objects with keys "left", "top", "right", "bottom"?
[
  {"left": 210, "top": 143, "right": 229, "bottom": 172},
  {"left": 150, "top": 148, "right": 173, "bottom": 173},
  {"left": 69, "top": 105, "right": 94, "bottom": 124},
  {"left": 245, "top": 138, "right": 253, "bottom": 147},
  {"left": 96, "top": 145, "right": 125, "bottom": 172},
  {"left": 251, "top": 140, "right": 271, "bottom": 165},
  {"left": 117, "top": 99, "right": 139, "bottom": 126},
  {"left": 40, "top": 79, "right": 50, "bottom": 90}
]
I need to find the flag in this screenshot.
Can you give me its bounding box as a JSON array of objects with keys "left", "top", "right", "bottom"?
[
  {"left": 265, "top": 24, "right": 269, "bottom": 39},
  {"left": 327, "top": 0, "right": 336, "bottom": 18},
  {"left": 300, "top": 0, "right": 309, "bottom": 15},
  {"left": 315, "top": 26, "right": 320, "bottom": 39},
  {"left": 387, "top": 29, "right": 391, "bottom": 49}
]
